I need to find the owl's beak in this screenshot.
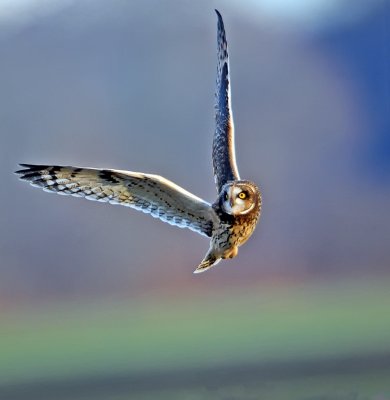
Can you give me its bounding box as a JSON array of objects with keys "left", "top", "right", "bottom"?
[
  {"left": 229, "top": 196, "right": 235, "bottom": 208},
  {"left": 229, "top": 186, "right": 235, "bottom": 207}
]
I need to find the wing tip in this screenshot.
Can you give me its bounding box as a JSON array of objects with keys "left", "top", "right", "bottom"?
[
  {"left": 15, "top": 163, "right": 46, "bottom": 174},
  {"left": 15, "top": 163, "right": 30, "bottom": 174},
  {"left": 15, "top": 164, "right": 34, "bottom": 178},
  {"left": 15, "top": 164, "right": 50, "bottom": 183},
  {"left": 215, "top": 9, "right": 224, "bottom": 26}
]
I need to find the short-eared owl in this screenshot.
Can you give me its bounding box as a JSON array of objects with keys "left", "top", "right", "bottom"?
[{"left": 16, "top": 10, "right": 262, "bottom": 273}]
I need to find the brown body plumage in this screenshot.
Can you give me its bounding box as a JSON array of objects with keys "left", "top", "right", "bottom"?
[{"left": 195, "top": 180, "right": 262, "bottom": 272}]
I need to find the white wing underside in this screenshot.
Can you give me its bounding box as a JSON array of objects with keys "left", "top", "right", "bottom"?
[{"left": 16, "top": 164, "right": 217, "bottom": 237}]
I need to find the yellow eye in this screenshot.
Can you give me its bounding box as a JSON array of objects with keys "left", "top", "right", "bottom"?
[{"left": 238, "top": 192, "right": 247, "bottom": 200}]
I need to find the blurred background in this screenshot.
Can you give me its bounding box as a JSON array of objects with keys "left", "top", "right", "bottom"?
[{"left": 1, "top": 0, "right": 389, "bottom": 399}]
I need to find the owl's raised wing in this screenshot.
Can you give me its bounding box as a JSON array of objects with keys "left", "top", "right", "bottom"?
[
  {"left": 213, "top": 10, "right": 240, "bottom": 193},
  {"left": 16, "top": 164, "right": 218, "bottom": 237}
]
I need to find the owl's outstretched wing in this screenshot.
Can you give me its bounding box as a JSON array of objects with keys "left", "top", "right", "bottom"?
[
  {"left": 213, "top": 10, "right": 240, "bottom": 193},
  {"left": 16, "top": 164, "right": 218, "bottom": 237}
]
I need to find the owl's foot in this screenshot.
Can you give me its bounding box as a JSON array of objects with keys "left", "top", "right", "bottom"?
[{"left": 222, "top": 246, "right": 238, "bottom": 259}]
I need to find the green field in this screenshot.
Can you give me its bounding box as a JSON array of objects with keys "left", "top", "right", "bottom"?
[{"left": 1, "top": 280, "right": 389, "bottom": 399}]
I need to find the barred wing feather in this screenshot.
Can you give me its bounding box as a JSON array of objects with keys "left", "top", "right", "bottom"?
[
  {"left": 213, "top": 10, "right": 240, "bottom": 193},
  {"left": 16, "top": 164, "right": 217, "bottom": 237}
]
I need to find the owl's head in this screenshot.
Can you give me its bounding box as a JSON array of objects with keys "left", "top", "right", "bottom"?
[{"left": 220, "top": 181, "right": 261, "bottom": 216}]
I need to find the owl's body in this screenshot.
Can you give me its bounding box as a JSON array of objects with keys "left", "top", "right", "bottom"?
[
  {"left": 16, "top": 10, "right": 262, "bottom": 274},
  {"left": 198, "top": 180, "right": 261, "bottom": 270}
]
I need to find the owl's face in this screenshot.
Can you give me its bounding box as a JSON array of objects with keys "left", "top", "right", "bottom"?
[{"left": 220, "top": 181, "right": 260, "bottom": 216}]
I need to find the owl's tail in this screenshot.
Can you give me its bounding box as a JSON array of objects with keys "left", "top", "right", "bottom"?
[{"left": 193, "top": 252, "right": 221, "bottom": 274}]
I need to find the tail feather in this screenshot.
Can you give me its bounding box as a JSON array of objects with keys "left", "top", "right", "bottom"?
[{"left": 193, "top": 253, "right": 221, "bottom": 274}]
